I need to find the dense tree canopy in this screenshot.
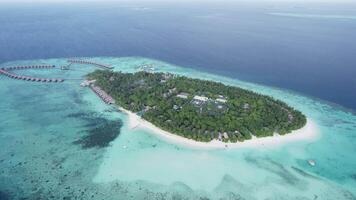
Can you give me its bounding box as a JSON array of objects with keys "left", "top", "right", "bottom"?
[{"left": 87, "top": 70, "right": 306, "bottom": 143}]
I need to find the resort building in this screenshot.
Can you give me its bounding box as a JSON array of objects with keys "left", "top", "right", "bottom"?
[
  {"left": 193, "top": 95, "right": 209, "bottom": 102},
  {"left": 173, "top": 105, "right": 181, "bottom": 110},
  {"left": 169, "top": 88, "right": 177, "bottom": 94},
  {"left": 223, "top": 132, "right": 229, "bottom": 139},
  {"left": 80, "top": 80, "right": 96, "bottom": 87},
  {"left": 216, "top": 95, "right": 227, "bottom": 103},
  {"left": 243, "top": 103, "right": 250, "bottom": 110},
  {"left": 177, "top": 92, "right": 189, "bottom": 99}
]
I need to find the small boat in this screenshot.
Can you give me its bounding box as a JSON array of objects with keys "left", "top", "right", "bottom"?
[
  {"left": 308, "top": 159, "right": 316, "bottom": 166},
  {"left": 123, "top": 145, "right": 127, "bottom": 149}
]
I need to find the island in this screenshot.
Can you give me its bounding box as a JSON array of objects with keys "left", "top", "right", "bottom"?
[{"left": 86, "top": 70, "right": 307, "bottom": 143}]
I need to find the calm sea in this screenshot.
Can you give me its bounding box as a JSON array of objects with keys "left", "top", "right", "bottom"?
[{"left": 0, "top": 1, "right": 356, "bottom": 110}]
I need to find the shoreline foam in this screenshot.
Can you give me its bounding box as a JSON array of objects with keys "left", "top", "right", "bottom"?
[{"left": 117, "top": 106, "right": 319, "bottom": 149}]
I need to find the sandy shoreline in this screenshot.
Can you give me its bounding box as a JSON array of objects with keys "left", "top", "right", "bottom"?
[{"left": 117, "top": 106, "right": 319, "bottom": 149}]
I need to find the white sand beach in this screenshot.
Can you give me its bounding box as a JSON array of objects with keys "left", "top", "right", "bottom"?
[{"left": 117, "top": 106, "right": 319, "bottom": 149}]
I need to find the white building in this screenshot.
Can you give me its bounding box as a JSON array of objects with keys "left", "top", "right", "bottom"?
[
  {"left": 177, "top": 92, "right": 189, "bottom": 99},
  {"left": 216, "top": 95, "right": 227, "bottom": 103},
  {"left": 193, "top": 95, "right": 209, "bottom": 102},
  {"left": 243, "top": 103, "right": 250, "bottom": 109},
  {"left": 216, "top": 98, "right": 227, "bottom": 103}
]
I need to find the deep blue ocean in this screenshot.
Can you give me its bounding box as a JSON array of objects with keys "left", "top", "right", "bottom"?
[{"left": 1, "top": 1, "right": 356, "bottom": 111}]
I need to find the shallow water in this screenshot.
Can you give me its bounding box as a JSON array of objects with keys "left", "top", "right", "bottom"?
[{"left": 0, "top": 57, "right": 355, "bottom": 199}]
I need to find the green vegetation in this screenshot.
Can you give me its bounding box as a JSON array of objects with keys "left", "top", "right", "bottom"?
[{"left": 87, "top": 70, "right": 306, "bottom": 143}]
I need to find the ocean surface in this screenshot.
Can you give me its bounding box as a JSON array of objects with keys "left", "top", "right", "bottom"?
[
  {"left": 0, "top": 1, "right": 356, "bottom": 111},
  {"left": 0, "top": 57, "right": 355, "bottom": 199}
]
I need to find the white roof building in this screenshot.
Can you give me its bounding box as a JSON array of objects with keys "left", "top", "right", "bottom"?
[
  {"left": 177, "top": 93, "right": 189, "bottom": 99},
  {"left": 193, "top": 95, "right": 209, "bottom": 102},
  {"left": 216, "top": 98, "right": 227, "bottom": 103}
]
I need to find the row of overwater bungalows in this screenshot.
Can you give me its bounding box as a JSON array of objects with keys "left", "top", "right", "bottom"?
[
  {"left": 0, "top": 69, "right": 64, "bottom": 82},
  {"left": 67, "top": 59, "right": 113, "bottom": 69},
  {"left": 1, "top": 65, "right": 55, "bottom": 71},
  {"left": 90, "top": 85, "right": 115, "bottom": 104}
]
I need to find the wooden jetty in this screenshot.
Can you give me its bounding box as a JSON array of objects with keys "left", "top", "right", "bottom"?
[{"left": 67, "top": 59, "right": 113, "bottom": 69}]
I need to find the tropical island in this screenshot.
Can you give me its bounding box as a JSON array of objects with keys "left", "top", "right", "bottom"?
[{"left": 86, "top": 70, "right": 307, "bottom": 143}]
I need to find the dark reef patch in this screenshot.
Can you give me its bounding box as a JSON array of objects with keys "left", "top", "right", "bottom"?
[
  {"left": 74, "top": 120, "right": 121, "bottom": 149},
  {"left": 291, "top": 166, "right": 321, "bottom": 180},
  {"left": 71, "top": 90, "right": 86, "bottom": 105},
  {"left": 0, "top": 190, "right": 11, "bottom": 200},
  {"left": 66, "top": 112, "right": 91, "bottom": 119},
  {"left": 350, "top": 174, "right": 356, "bottom": 181},
  {"left": 69, "top": 112, "right": 123, "bottom": 149},
  {"left": 245, "top": 156, "right": 302, "bottom": 187}
]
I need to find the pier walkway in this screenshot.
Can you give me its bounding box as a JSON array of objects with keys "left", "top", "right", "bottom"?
[
  {"left": 67, "top": 59, "right": 113, "bottom": 70},
  {"left": 0, "top": 65, "right": 64, "bottom": 83}
]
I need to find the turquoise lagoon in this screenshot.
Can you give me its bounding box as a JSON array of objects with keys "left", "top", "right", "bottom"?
[{"left": 0, "top": 57, "right": 355, "bottom": 199}]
